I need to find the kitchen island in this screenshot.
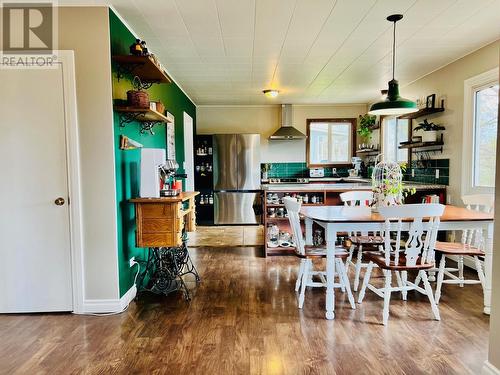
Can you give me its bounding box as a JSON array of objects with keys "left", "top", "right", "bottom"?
[{"left": 262, "top": 181, "right": 446, "bottom": 256}]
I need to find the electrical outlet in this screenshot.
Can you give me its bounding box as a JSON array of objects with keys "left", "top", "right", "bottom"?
[
  {"left": 411, "top": 169, "right": 414, "bottom": 177},
  {"left": 331, "top": 167, "right": 337, "bottom": 174},
  {"left": 129, "top": 257, "right": 136, "bottom": 267},
  {"left": 435, "top": 169, "right": 440, "bottom": 179}
]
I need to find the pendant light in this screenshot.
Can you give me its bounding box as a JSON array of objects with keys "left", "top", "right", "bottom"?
[{"left": 368, "top": 14, "right": 417, "bottom": 116}]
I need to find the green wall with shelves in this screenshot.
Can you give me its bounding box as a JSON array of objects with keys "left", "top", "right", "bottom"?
[{"left": 109, "top": 9, "right": 196, "bottom": 297}]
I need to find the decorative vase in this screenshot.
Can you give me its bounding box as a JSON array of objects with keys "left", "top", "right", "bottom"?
[{"left": 422, "top": 130, "right": 437, "bottom": 143}]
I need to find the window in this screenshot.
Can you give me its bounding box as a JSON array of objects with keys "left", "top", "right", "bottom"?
[
  {"left": 463, "top": 68, "right": 499, "bottom": 195},
  {"left": 473, "top": 83, "right": 499, "bottom": 187},
  {"left": 307, "top": 119, "right": 355, "bottom": 167},
  {"left": 383, "top": 117, "right": 409, "bottom": 163}
]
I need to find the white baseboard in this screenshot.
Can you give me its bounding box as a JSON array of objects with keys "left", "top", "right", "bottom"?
[
  {"left": 482, "top": 360, "right": 500, "bottom": 375},
  {"left": 75, "top": 285, "right": 137, "bottom": 314}
]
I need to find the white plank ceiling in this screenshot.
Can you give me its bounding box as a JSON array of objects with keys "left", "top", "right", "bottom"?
[{"left": 62, "top": 0, "right": 500, "bottom": 104}]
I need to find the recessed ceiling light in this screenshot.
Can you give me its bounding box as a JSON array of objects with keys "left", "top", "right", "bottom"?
[{"left": 263, "top": 89, "right": 279, "bottom": 98}]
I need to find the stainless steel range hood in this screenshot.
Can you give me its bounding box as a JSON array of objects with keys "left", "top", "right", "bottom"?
[{"left": 269, "top": 104, "right": 306, "bottom": 140}]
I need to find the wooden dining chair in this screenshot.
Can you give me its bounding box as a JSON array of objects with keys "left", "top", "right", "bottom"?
[
  {"left": 283, "top": 197, "right": 356, "bottom": 310},
  {"left": 340, "top": 191, "right": 384, "bottom": 291},
  {"left": 433, "top": 194, "right": 494, "bottom": 304},
  {"left": 358, "top": 203, "right": 445, "bottom": 325}
]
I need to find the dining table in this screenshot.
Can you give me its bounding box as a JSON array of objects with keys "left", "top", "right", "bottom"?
[{"left": 300, "top": 205, "right": 495, "bottom": 320}]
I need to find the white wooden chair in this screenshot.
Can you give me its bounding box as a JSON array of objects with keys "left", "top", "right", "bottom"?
[
  {"left": 434, "top": 194, "right": 494, "bottom": 304},
  {"left": 283, "top": 197, "right": 356, "bottom": 310},
  {"left": 358, "top": 203, "right": 445, "bottom": 325},
  {"left": 340, "top": 191, "right": 384, "bottom": 291}
]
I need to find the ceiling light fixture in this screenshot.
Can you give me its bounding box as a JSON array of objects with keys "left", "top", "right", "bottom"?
[
  {"left": 263, "top": 89, "right": 279, "bottom": 98},
  {"left": 368, "top": 14, "right": 418, "bottom": 116}
]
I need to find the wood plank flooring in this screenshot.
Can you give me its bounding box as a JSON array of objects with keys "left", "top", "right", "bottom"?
[
  {"left": 187, "top": 226, "right": 264, "bottom": 247},
  {"left": 0, "top": 247, "right": 489, "bottom": 374}
]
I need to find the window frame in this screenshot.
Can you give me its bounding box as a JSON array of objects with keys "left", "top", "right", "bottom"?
[
  {"left": 381, "top": 115, "right": 410, "bottom": 164},
  {"left": 306, "top": 118, "right": 357, "bottom": 168},
  {"left": 462, "top": 67, "right": 499, "bottom": 196}
]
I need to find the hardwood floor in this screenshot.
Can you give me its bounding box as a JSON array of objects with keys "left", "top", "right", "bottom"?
[
  {"left": 0, "top": 247, "right": 489, "bottom": 374},
  {"left": 187, "top": 226, "right": 264, "bottom": 247}
]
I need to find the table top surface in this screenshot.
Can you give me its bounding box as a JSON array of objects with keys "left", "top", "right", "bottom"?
[
  {"left": 130, "top": 191, "right": 199, "bottom": 203},
  {"left": 300, "top": 205, "right": 494, "bottom": 223}
]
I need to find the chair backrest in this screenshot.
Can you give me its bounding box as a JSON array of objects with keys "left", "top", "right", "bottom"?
[
  {"left": 379, "top": 203, "right": 445, "bottom": 267},
  {"left": 340, "top": 191, "right": 375, "bottom": 236},
  {"left": 339, "top": 191, "right": 374, "bottom": 207},
  {"left": 460, "top": 194, "right": 494, "bottom": 248},
  {"left": 461, "top": 194, "right": 494, "bottom": 213},
  {"left": 283, "top": 197, "right": 305, "bottom": 255}
]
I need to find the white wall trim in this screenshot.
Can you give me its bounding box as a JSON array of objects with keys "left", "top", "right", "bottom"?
[
  {"left": 57, "top": 51, "right": 86, "bottom": 314},
  {"left": 462, "top": 67, "right": 499, "bottom": 197},
  {"left": 76, "top": 285, "right": 137, "bottom": 314},
  {"left": 482, "top": 360, "right": 500, "bottom": 375}
]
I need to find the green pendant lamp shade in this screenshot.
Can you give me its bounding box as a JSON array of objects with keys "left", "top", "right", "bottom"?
[{"left": 368, "top": 14, "right": 417, "bottom": 116}]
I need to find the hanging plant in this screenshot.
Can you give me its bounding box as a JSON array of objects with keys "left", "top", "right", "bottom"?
[{"left": 358, "top": 114, "right": 377, "bottom": 139}]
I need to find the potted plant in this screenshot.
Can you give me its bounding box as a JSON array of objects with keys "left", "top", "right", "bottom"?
[
  {"left": 261, "top": 163, "right": 271, "bottom": 180},
  {"left": 357, "top": 114, "right": 377, "bottom": 140},
  {"left": 413, "top": 119, "right": 445, "bottom": 142}
]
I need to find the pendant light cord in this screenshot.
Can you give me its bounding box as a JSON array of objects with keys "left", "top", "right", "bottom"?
[{"left": 392, "top": 20, "right": 396, "bottom": 80}]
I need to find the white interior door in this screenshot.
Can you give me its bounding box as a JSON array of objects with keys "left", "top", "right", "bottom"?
[
  {"left": 183, "top": 112, "right": 195, "bottom": 191},
  {"left": 0, "top": 63, "right": 73, "bottom": 312}
]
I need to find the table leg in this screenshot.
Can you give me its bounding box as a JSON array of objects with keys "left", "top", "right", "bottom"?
[
  {"left": 483, "top": 223, "right": 494, "bottom": 315},
  {"left": 325, "top": 223, "right": 336, "bottom": 320},
  {"left": 305, "top": 218, "right": 313, "bottom": 245}
]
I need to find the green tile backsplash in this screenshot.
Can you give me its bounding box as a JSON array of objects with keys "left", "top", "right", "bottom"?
[
  {"left": 262, "top": 158, "right": 449, "bottom": 186},
  {"left": 403, "top": 159, "right": 449, "bottom": 185},
  {"left": 262, "top": 162, "right": 349, "bottom": 178}
]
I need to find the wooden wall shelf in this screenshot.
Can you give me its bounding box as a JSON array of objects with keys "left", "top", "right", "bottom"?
[
  {"left": 112, "top": 55, "right": 172, "bottom": 87},
  {"left": 399, "top": 134, "right": 444, "bottom": 150},
  {"left": 399, "top": 107, "right": 445, "bottom": 120},
  {"left": 114, "top": 106, "right": 171, "bottom": 134}
]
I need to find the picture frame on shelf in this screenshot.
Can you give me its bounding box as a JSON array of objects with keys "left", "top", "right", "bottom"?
[{"left": 426, "top": 94, "right": 436, "bottom": 109}]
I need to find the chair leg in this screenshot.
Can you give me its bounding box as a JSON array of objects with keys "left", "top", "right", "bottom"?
[
  {"left": 338, "top": 259, "right": 356, "bottom": 310},
  {"left": 474, "top": 256, "right": 486, "bottom": 291},
  {"left": 414, "top": 272, "right": 422, "bottom": 287},
  {"left": 295, "top": 259, "right": 305, "bottom": 292},
  {"left": 421, "top": 270, "right": 440, "bottom": 321},
  {"left": 435, "top": 255, "right": 446, "bottom": 304},
  {"left": 401, "top": 271, "right": 408, "bottom": 301},
  {"left": 358, "top": 261, "right": 374, "bottom": 303},
  {"left": 298, "top": 259, "right": 311, "bottom": 309},
  {"left": 458, "top": 255, "right": 464, "bottom": 287},
  {"left": 353, "top": 244, "right": 363, "bottom": 292},
  {"left": 346, "top": 244, "right": 355, "bottom": 274},
  {"left": 382, "top": 270, "right": 392, "bottom": 325}
]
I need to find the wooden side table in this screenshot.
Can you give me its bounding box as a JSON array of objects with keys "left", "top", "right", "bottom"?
[{"left": 130, "top": 192, "right": 200, "bottom": 299}]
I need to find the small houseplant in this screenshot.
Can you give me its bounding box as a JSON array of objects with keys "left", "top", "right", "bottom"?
[
  {"left": 358, "top": 114, "right": 377, "bottom": 140},
  {"left": 413, "top": 119, "right": 445, "bottom": 142}
]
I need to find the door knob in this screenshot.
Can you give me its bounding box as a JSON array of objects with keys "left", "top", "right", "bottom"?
[{"left": 54, "top": 197, "right": 65, "bottom": 206}]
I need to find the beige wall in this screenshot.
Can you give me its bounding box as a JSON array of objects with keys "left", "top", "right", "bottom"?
[
  {"left": 59, "top": 7, "right": 119, "bottom": 300},
  {"left": 402, "top": 40, "right": 500, "bottom": 205},
  {"left": 196, "top": 104, "right": 367, "bottom": 163}
]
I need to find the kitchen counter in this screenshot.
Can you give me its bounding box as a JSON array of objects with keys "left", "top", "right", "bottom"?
[{"left": 261, "top": 182, "right": 446, "bottom": 192}]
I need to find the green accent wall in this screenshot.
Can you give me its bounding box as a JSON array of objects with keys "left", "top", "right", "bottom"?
[{"left": 109, "top": 9, "right": 197, "bottom": 297}]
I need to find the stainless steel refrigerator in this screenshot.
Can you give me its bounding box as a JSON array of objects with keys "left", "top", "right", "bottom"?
[{"left": 213, "top": 134, "right": 261, "bottom": 224}]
